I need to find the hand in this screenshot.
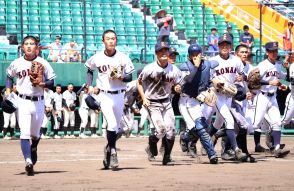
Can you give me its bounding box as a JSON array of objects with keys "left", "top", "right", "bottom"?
[
  {"left": 55, "top": 111, "right": 58, "bottom": 115},
  {"left": 94, "top": 110, "right": 100, "bottom": 114},
  {"left": 192, "top": 53, "right": 202, "bottom": 67},
  {"left": 174, "top": 84, "right": 181, "bottom": 94},
  {"left": 283, "top": 61, "right": 289, "bottom": 69},
  {"left": 142, "top": 98, "right": 150, "bottom": 107},
  {"left": 134, "top": 108, "right": 140, "bottom": 114},
  {"left": 236, "top": 74, "right": 243, "bottom": 82},
  {"left": 269, "top": 79, "right": 281, "bottom": 86},
  {"left": 246, "top": 92, "right": 253, "bottom": 100},
  {"left": 278, "top": 84, "right": 288, "bottom": 91},
  {"left": 4, "top": 88, "right": 11, "bottom": 97}
]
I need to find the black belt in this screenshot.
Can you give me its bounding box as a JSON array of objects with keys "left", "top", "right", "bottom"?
[
  {"left": 101, "top": 89, "right": 125, "bottom": 94},
  {"left": 261, "top": 91, "right": 275, "bottom": 97},
  {"left": 19, "top": 94, "right": 44, "bottom": 101},
  {"left": 148, "top": 98, "right": 169, "bottom": 103}
]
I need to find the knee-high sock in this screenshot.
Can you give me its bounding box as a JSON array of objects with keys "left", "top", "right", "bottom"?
[
  {"left": 254, "top": 131, "right": 261, "bottom": 146},
  {"left": 107, "top": 130, "right": 117, "bottom": 152},
  {"left": 31, "top": 138, "right": 40, "bottom": 149},
  {"left": 271, "top": 130, "right": 281, "bottom": 149},
  {"left": 226, "top": 129, "right": 238, "bottom": 151},
  {"left": 21, "top": 139, "right": 31, "bottom": 162}
]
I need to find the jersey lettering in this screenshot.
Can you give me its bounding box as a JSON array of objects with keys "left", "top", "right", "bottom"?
[
  {"left": 17, "top": 69, "right": 30, "bottom": 79},
  {"left": 215, "top": 67, "right": 237, "bottom": 76},
  {"left": 98, "top": 65, "right": 107, "bottom": 73},
  {"left": 266, "top": 71, "right": 278, "bottom": 77}
]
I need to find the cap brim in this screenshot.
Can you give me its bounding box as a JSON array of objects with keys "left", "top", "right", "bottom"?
[
  {"left": 170, "top": 51, "right": 179, "bottom": 55},
  {"left": 266, "top": 48, "right": 278, "bottom": 51},
  {"left": 218, "top": 40, "right": 232, "bottom": 44},
  {"left": 156, "top": 9, "right": 167, "bottom": 17}
]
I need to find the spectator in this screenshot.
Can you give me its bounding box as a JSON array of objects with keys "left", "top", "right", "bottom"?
[
  {"left": 207, "top": 27, "right": 219, "bottom": 56},
  {"left": 62, "top": 39, "right": 82, "bottom": 62},
  {"left": 283, "top": 21, "right": 293, "bottom": 64},
  {"left": 48, "top": 36, "right": 63, "bottom": 62},
  {"left": 155, "top": 9, "right": 176, "bottom": 43},
  {"left": 168, "top": 47, "right": 179, "bottom": 64},
  {"left": 239, "top": 25, "right": 254, "bottom": 53},
  {"left": 225, "top": 24, "right": 234, "bottom": 50}
]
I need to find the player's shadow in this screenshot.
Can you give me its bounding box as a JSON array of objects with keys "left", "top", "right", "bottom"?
[
  {"left": 16, "top": 170, "right": 67, "bottom": 175},
  {"left": 100, "top": 167, "right": 145, "bottom": 171}
]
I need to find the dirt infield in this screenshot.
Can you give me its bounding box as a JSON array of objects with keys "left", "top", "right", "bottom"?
[{"left": 1, "top": 136, "right": 294, "bottom": 191}]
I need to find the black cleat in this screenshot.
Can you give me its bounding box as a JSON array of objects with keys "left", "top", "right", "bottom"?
[
  {"left": 246, "top": 155, "right": 256, "bottom": 163},
  {"left": 162, "top": 155, "right": 174, "bottom": 165},
  {"left": 25, "top": 163, "right": 34, "bottom": 176},
  {"left": 31, "top": 147, "right": 37, "bottom": 165},
  {"left": 188, "top": 146, "right": 197, "bottom": 158},
  {"left": 209, "top": 156, "right": 218, "bottom": 164},
  {"left": 274, "top": 148, "right": 290, "bottom": 158},
  {"left": 103, "top": 145, "right": 111, "bottom": 169}
]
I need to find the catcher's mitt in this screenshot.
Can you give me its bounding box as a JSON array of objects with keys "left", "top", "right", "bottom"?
[
  {"left": 69, "top": 103, "right": 76, "bottom": 111},
  {"left": 247, "top": 68, "right": 261, "bottom": 90},
  {"left": 196, "top": 88, "right": 217, "bottom": 107},
  {"left": 29, "top": 61, "right": 44, "bottom": 86},
  {"left": 109, "top": 65, "right": 123, "bottom": 79},
  {"left": 218, "top": 81, "right": 238, "bottom": 97}
]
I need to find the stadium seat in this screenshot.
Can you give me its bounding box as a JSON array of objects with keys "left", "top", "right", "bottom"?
[
  {"left": 63, "top": 26, "right": 73, "bottom": 34},
  {"left": 40, "top": 2, "right": 50, "bottom": 9},
  {"left": 40, "top": 16, "right": 50, "bottom": 24},
  {"left": 40, "top": 9, "right": 50, "bottom": 16},
  {"left": 95, "top": 26, "right": 104, "bottom": 35},
  {"left": 30, "top": 25, "right": 40, "bottom": 34},
  {"left": 74, "top": 35, "right": 84, "bottom": 44},
  {"left": 6, "top": 24, "right": 18, "bottom": 33},
  {"left": 51, "top": 25, "right": 62, "bottom": 35},
  {"left": 0, "top": 15, "right": 5, "bottom": 24},
  {"left": 114, "top": 19, "right": 125, "bottom": 28},
  {"left": 86, "top": 26, "right": 95, "bottom": 35},
  {"left": 41, "top": 25, "right": 51, "bottom": 33},
  {"left": 115, "top": 26, "right": 126, "bottom": 35},
  {"left": 73, "top": 26, "right": 84, "bottom": 34}
]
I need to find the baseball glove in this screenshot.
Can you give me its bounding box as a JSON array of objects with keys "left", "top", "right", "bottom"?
[
  {"left": 69, "top": 103, "right": 76, "bottom": 111},
  {"left": 109, "top": 65, "right": 123, "bottom": 79},
  {"left": 29, "top": 61, "right": 44, "bottom": 86},
  {"left": 218, "top": 81, "right": 238, "bottom": 97},
  {"left": 247, "top": 68, "right": 261, "bottom": 90},
  {"left": 196, "top": 88, "right": 217, "bottom": 107}
]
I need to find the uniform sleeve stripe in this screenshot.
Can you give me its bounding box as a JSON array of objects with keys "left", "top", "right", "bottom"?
[
  {"left": 47, "top": 75, "right": 57, "bottom": 80},
  {"left": 84, "top": 64, "right": 94, "bottom": 72},
  {"left": 125, "top": 68, "right": 135, "bottom": 75}
]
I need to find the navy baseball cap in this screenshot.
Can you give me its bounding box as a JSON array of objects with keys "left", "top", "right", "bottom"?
[
  {"left": 188, "top": 44, "right": 202, "bottom": 55},
  {"left": 155, "top": 42, "right": 170, "bottom": 52},
  {"left": 218, "top": 34, "right": 232, "bottom": 44},
  {"left": 227, "top": 24, "right": 232, "bottom": 29},
  {"left": 265, "top": 42, "right": 278, "bottom": 51},
  {"left": 169, "top": 47, "right": 179, "bottom": 55}
]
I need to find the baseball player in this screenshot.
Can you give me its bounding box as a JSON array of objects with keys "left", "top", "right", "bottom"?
[
  {"left": 281, "top": 55, "right": 294, "bottom": 126},
  {"left": 137, "top": 42, "right": 182, "bottom": 165},
  {"left": 52, "top": 84, "right": 64, "bottom": 139},
  {"left": 85, "top": 29, "right": 134, "bottom": 170},
  {"left": 251, "top": 42, "right": 290, "bottom": 158},
  {"left": 40, "top": 87, "right": 54, "bottom": 139},
  {"left": 62, "top": 83, "right": 77, "bottom": 138},
  {"left": 77, "top": 85, "right": 90, "bottom": 138},
  {"left": 178, "top": 44, "right": 218, "bottom": 164},
  {"left": 88, "top": 86, "right": 100, "bottom": 138},
  {"left": 209, "top": 34, "right": 248, "bottom": 162},
  {"left": 5, "top": 36, "right": 56, "bottom": 176},
  {"left": 1, "top": 85, "right": 18, "bottom": 140}
]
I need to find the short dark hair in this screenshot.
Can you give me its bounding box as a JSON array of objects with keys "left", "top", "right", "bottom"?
[
  {"left": 22, "top": 36, "right": 38, "bottom": 45},
  {"left": 243, "top": 25, "right": 249, "bottom": 30},
  {"left": 289, "top": 22, "right": 294, "bottom": 26},
  {"left": 102, "top": 29, "right": 117, "bottom": 40},
  {"left": 56, "top": 84, "right": 61, "bottom": 87},
  {"left": 67, "top": 83, "right": 73, "bottom": 86},
  {"left": 235, "top": 44, "right": 248, "bottom": 53}
]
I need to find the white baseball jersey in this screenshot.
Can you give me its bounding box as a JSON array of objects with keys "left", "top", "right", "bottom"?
[
  {"left": 79, "top": 91, "right": 89, "bottom": 109},
  {"left": 138, "top": 61, "right": 182, "bottom": 100},
  {"left": 53, "top": 92, "right": 63, "bottom": 110},
  {"left": 84, "top": 50, "right": 135, "bottom": 91},
  {"left": 6, "top": 56, "right": 56, "bottom": 96},
  {"left": 44, "top": 89, "right": 54, "bottom": 108},
  {"left": 210, "top": 55, "right": 244, "bottom": 83},
  {"left": 257, "top": 59, "right": 287, "bottom": 93},
  {"left": 62, "top": 90, "right": 76, "bottom": 107}
]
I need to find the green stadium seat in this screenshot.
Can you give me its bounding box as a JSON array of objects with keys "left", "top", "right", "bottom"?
[
  {"left": 61, "top": 10, "right": 71, "bottom": 17},
  {"left": 40, "top": 9, "right": 50, "bottom": 16},
  {"left": 50, "top": 2, "right": 61, "bottom": 10},
  {"left": 40, "top": 34, "right": 52, "bottom": 43},
  {"left": 63, "top": 26, "right": 73, "bottom": 34},
  {"left": 150, "top": 5, "right": 160, "bottom": 15},
  {"left": 182, "top": 0, "right": 192, "bottom": 6},
  {"left": 117, "top": 36, "right": 127, "bottom": 45},
  {"left": 125, "top": 27, "right": 137, "bottom": 36},
  {"left": 85, "top": 10, "right": 93, "bottom": 16},
  {"left": 62, "top": 17, "right": 73, "bottom": 26},
  {"left": 113, "top": 11, "right": 123, "bottom": 18},
  {"left": 6, "top": 1, "right": 17, "bottom": 8},
  {"left": 193, "top": 6, "right": 202, "bottom": 14},
  {"left": 183, "top": 6, "right": 193, "bottom": 13},
  {"left": 7, "top": 8, "right": 18, "bottom": 16},
  {"left": 86, "top": 26, "right": 95, "bottom": 35},
  {"left": 171, "top": 0, "right": 182, "bottom": 6},
  {"left": 28, "top": 9, "right": 39, "bottom": 16},
  {"left": 0, "top": 8, "right": 5, "bottom": 17},
  {"left": 72, "top": 3, "right": 82, "bottom": 11},
  {"left": 22, "top": 24, "right": 29, "bottom": 33},
  {"left": 172, "top": 6, "right": 183, "bottom": 14},
  {"left": 6, "top": 15, "right": 18, "bottom": 24},
  {"left": 93, "top": 17, "right": 103, "bottom": 27},
  {"left": 115, "top": 26, "right": 126, "bottom": 35},
  {"left": 74, "top": 35, "right": 84, "bottom": 44},
  {"left": 72, "top": 11, "right": 82, "bottom": 17},
  {"left": 29, "top": 16, "right": 40, "bottom": 25},
  {"left": 136, "top": 27, "right": 145, "bottom": 35},
  {"left": 150, "top": 0, "right": 160, "bottom": 5},
  {"left": 28, "top": 1, "right": 39, "bottom": 9},
  {"left": 51, "top": 25, "right": 62, "bottom": 34},
  {"left": 92, "top": 4, "right": 102, "bottom": 11},
  {"left": 41, "top": 25, "right": 51, "bottom": 33},
  {"left": 22, "top": 16, "right": 30, "bottom": 24},
  {"left": 86, "top": 17, "right": 95, "bottom": 26},
  {"left": 86, "top": 35, "right": 95, "bottom": 44},
  {"left": 40, "top": 2, "right": 50, "bottom": 9},
  {"left": 93, "top": 11, "right": 103, "bottom": 17},
  {"left": 111, "top": 4, "right": 121, "bottom": 11},
  {"left": 62, "top": 34, "right": 73, "bottom": 42},
  {"left": 114, "top": 19, "right": 125, "bottom": 28},
  {"left": 127, "top": 36, "right": 137, "bottom": 45},
  {"left": 175, "top": 20, "right": 185, "bottom": 30},
  {"left": 73, "top": 26, "right": 84, "bottom": 34},
  {"left": 50, "top": 10, "right": 61, "bottom": 17},
  {"left": 40, "top": 15, "right": 50, "bottom": 24},
  {"left": 30, "top": 25, "right": 40, "bottom": 33},
  {"left": 186, "top": 29, "right": 197, "bottom": 39},
  {"left": 123, "top": 12, "right": 133, "bottom": 18},
  {"left": 161, "top": 5, "right": 172, "bottom": 14},
  {"left": 72, "top": 17, "right": 83, "bottom": 25},
  {"left": 61, "top": 2, "right": 71, "bottom": 10},
  {"left": 0, "top": 15, "right": 5, "bottom": 24}
]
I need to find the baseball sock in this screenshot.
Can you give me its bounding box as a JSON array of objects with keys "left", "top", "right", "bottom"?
[
  {"left": 226, "top": 129, "right": 238, "bottom": 151},
  {"left": 53, "top": 129, "right": 59, "bottom": 136},
  {"left": 91, "top": 127, "right": 96, "bottom": 135},
  {"left": 31, "top": 138, "right": 40, "bottom": 149},
  {"left": 2, "top": 128, "right": 8, "bottom": 137},
  {"left": 209, "top": 126, "right": 218, "bottom": 136},
  {"left": 10, "top": 128, "right": 15, "bottom": 137},
  {"left": 254, "top": 131, "right": 261, "bottom": 147},
  {"left": 271, "top": 130, "right": 281, "bottom": 150},
  {"left": 107, "top": 130, "right": 117, "bottom": 154},
  {"left": 63, "top": 126, "right": 67, "bottom": 135},
  {"left": 70, "top": 126, "right": 75, "bottom": 135},
  {"left": 80, "top": 127, "right": 85, "bottom": 134},
  {"left": 20, "top": 139, "right": 32, "bottom": 163},
  {"left": 237, "top": 129, "right": 249, "bottom": 154},
  {"left": 43, "top": 128, "right": 47, "bottom": 136}
]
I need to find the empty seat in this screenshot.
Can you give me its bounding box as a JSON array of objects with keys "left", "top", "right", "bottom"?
[
  {"left": 63, "top": 26, "right": 73, "bottom": 34},
  {"left": 86, "top": 26, "right": 95, "bottom": 34},
  {"left": 40, "top": 25, "right": 51, "bottom": 33},
  {"left": 30, "top": 25, "right": 40, "bottom": 33},
  {"left": 73, "top": 26, "right": 84, "bottom": 34}
]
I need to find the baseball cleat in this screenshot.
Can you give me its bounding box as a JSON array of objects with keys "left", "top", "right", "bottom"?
[
  {"left": 162, "top": 155, "right": 174, "bottom": 165},
  {"left": 179, "top": 132, "right": 188, "bottom": 152},
  {"left": 235, "top": 149, "right": 248, "bottom": 162},
  {"left": 209, "top": 155, "right": 218, "bottom": 164},
  {"left": 145, "top": 146, "right": 155, "bottom": 161},
  {"left": 31, "top": 147, "right": 38, "bottom": 165},
  {"left": 103, "top": 145, "right": 111, "bottom": 169},
  {"left": 274, "top": 148, "right": 290, "bottom": 158},
  {"left": 3, "top": 136, "right": 12, "bottom": 140},
  {"left": 188, "top": 146, "right": 197, "bottom": 158},
  {"left": 221, "top": 150, "right": 235, "bottom": 161},
  {"left": 246, "top": 154, "right": 256, "bottom": 163},
  {"left": 25, "top": 162, "right": 34, "bottom": 176},
  {"left": 255, "top": 145, "right": 266, "bottom": 152},
  {"left": 110, "top": 153, "right": 119, "bottom": 169}
]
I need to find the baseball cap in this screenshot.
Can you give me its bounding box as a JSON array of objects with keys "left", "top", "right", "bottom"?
[
  {"left": 211, "top": 27, "right": 217, "bottom": 31},
  {"left": 169, "top": 47, "right": 179, "bottom": 55},
  {"left": 155, "top": 42, "right": 170, "bottom": 52},
  {"left": 227, "top": 24, "right": 232, "bottom": 29},
  {"left": 218, "top": 34, "right": 232, "bottom": 44},
  {"left": 265, "top": 42, "right": 278, "bottom": 51},
  {"left": 188, "top": 44, "right": 202, "bottom": 55}
]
